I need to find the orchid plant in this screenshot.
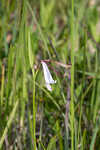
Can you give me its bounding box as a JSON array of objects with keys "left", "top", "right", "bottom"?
[{"left": 41, "top": 60, "right": 71, "bottom": 91}]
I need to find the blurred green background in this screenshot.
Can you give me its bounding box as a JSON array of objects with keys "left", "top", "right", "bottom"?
[{"left": 0, "top": 0, "right": 100, "bottom": 149}]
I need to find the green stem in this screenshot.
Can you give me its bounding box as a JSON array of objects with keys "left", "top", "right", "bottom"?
[
  {"left": 70, "top": 0, "right": 74, "bottom": 149},
  {"left": 32, "top": 69, "right": 36, "bottom": 150}
]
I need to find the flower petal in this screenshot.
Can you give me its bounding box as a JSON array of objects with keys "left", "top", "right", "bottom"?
[
  {"left": 46, "top": 83, "right": 52, "bottom": 91},
  {"left": 41, "top": 61, "right": 56, "bottom": 84}
]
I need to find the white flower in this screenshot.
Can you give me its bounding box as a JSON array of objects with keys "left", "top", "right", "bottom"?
[{"left": 41, "top": 61, "right": 56, "bottom": 91}]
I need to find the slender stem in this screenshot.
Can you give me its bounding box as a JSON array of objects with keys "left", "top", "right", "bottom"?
[
  {"left": 28, "top": 29, "right": 36, "bottom": 149},
  {"left": 1, "top": 64, "right": 5, "bottom": 107},
  {"left": 70, "top": 0, "right": 74, "bottom": 149},
  {"left": 32, "top": 69, "right": 36, "bottom": 150}
]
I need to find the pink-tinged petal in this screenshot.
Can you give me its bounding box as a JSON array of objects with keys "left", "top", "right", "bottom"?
[{"left": 46, "top": 83, "right": 52, "bottom": 91}]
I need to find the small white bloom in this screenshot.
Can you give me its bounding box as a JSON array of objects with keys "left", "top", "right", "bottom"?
[{"left": 41, "top": 61, "right": 56, "bottom": 91}]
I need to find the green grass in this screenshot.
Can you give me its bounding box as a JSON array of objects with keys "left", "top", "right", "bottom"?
[{"left": 0, "top": 0, "right": 100, "bottom": 149}]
